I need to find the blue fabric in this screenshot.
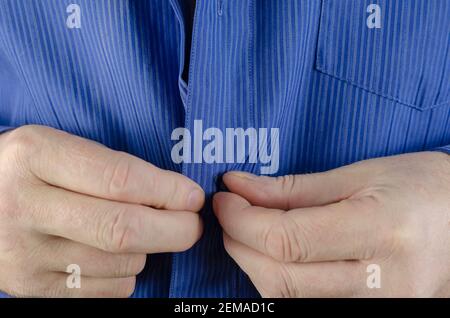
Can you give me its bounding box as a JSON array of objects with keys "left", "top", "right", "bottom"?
[
  {"left": 0, "top": 126, "right": 12, "bottom": 134},
  {"left": 436, "top": 145, "right": 450, "bottom": 155},
  {"left": 0, "top": 0, "right": 449, "bottom": 297}
]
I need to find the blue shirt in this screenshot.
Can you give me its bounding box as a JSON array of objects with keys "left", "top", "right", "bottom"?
[{"left": 0, "top": 0, "right": 449, "bottom": 297}]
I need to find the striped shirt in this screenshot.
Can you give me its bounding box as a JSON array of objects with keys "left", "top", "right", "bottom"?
[{"left": 0, "top": 0, "right": 449, "bottom": 297}]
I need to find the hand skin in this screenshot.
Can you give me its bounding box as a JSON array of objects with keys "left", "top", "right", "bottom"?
[
  {"left": 0, "top": 125, "right": 205, "bottom": 297},
  {"left": 214, "top": 152, "right": 450, "bottom": 297}
]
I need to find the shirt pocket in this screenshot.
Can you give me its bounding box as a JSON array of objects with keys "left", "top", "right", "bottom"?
[{"left": 315, "top": 0, "right": 450, "bottom": 111}]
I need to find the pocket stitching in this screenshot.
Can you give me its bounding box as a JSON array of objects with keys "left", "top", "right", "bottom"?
[
  {"left": 315, "top": 0, "right": 450, "bottom": 111},
  {"left": 315, "top": 63, "right": 450, "bottom": 111}
]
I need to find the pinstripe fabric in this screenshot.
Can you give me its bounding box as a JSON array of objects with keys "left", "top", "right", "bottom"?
[{"left": 0, "top": 0, "right": 449, "bottom": 297}]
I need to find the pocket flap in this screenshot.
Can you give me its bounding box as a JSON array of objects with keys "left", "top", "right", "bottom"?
[{"left": 316, "top": 0, "right": 450, "bottom": 111}]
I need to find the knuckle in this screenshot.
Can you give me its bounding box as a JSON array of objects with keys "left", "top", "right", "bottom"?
[
  {"left": 353, "top": 190, "right": 423, "bottom": 261},
  {"left": 0, "top": 127, "right": 36, "bottom": 174},
  {"left": 389, "top": 215, "right": 421, "bottom": 255},
  {"left": 359, "top": 193, "right": 420, "bottom": 258},
  {"left": 0, "top": 126, "right": 57, "bottom": 185},
  {"left": 6, "top": 126, "right": 35, "bottom": 148},
  {"left": 276, "top": 175, "right": 297, "bottom": 209},
  {"left": 103, "top": 154, "right": 133, "bottom": 199},
  {"left": 276, "top": 174, "right": 311, "bottom": 209},
  {"left": 102, "top": 209, "right": 138, "bottom": 253},
  {"left": 3, "top": 125, "right": 43, "bottom": 159},
  {"left": 276, "top": 174, "right": 295, "bottom": 192},
  {"left": 263, "top": 214, "right": 307, "bottom": 263}
]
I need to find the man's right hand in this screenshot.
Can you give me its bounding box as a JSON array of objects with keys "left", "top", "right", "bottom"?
[{"left": 0, "top": 125, "right": 205, "bottom": 297}]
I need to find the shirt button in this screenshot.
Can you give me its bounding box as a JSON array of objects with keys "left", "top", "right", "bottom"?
[{"left": 214, "top": 173, "right": 229, "bottom": 192}]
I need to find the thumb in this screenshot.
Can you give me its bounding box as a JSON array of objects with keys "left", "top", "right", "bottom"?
[{"left": 222, "top": 165, "right": 371, "bottom": 210}]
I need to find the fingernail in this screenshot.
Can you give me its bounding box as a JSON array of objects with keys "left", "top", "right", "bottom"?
[
  {"left": 228, "top": 171, "right": 258, "bottom": 181},
  {"left": 187, "top": 188, "right": 204, "bottom": 210}
]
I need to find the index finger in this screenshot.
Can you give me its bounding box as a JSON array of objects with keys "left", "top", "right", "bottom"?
[
  {"left": 28, "top": 186, "right": 203, "bottom": 254},
  {"left": 20, "top": 126, "right": 204, "bottom": 211}
]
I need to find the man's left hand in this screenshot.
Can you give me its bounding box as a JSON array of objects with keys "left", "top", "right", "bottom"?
[{"left": 213, "top": 152, "right": 450, "bottom": 297}]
